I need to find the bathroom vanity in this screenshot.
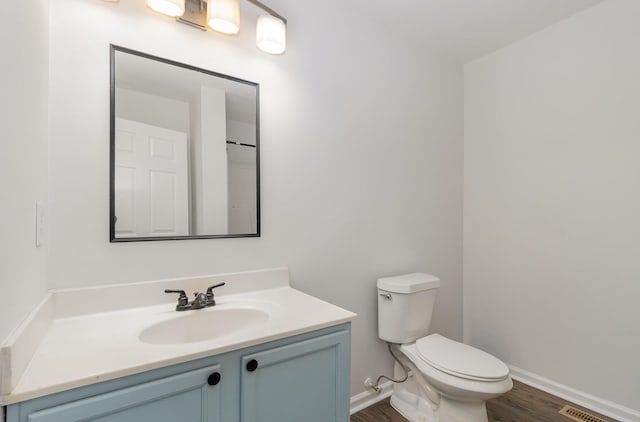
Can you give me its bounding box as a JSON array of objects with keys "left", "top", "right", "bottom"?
[{"left": 0, "top": 268, "right": 356, "bottom": 422}]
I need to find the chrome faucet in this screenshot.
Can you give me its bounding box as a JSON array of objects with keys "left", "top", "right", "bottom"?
[
  {"left": 191, "top": 292, "right": 208, "bottom": 310},
  {"left": 165, "top": 283, "right": 226, "bottom": 311}
]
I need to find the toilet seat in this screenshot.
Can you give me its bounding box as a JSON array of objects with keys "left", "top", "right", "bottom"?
[
  {"left": 400, "top": 342, "right": 513, "bottom": 399},
  {"left": 416, "top": 334, "right": 509, "bottom": 381}
]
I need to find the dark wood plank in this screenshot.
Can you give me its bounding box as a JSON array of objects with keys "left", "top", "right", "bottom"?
[
  {"left": 486, "top": 380, "right": 617, "bottom": 422},
  {"left": 351, "top": 380, "right": 618, "bottom": 422},
  {"left": 351, "top": 399, "right": 407, "bottom": 422}
]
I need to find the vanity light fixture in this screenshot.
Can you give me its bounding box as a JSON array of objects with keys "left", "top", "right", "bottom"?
[
  {"left": 138, "top": 0, "right": 287, "bottom": 54},
  {"left": 207, "top": 0, "right": 241, "bottom": 35},
  {"left": 255, "top": 13, "right": 285, "bottom": 55},
  {"left": 146, "top": 0, "right": 186, "bottom": 17}
]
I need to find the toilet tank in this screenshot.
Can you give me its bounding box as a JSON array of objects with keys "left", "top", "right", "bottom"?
[{"left": 377, "top": 273, "right": 440, "bottom": 344}]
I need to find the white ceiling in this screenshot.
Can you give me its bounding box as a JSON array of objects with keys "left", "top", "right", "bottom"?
[{"left": 351, "top": 0, "right": 604, "bottom": 63}]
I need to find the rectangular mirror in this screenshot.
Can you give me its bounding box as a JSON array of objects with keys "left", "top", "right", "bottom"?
[{"left": 110, "top": 45, "right": 260, "bottom": 241}]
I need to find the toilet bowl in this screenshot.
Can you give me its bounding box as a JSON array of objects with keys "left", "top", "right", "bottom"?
[
  {"left": 397, "top": 336, "right": 512, "bottom": 422},
  {"left": 377, "top": 273, "right": 512, "bottom": 422}
]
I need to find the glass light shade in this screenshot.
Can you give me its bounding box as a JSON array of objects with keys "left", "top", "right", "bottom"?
[
  {"left": 146, "top": 0, "right": 185, "bottom": 17},
  {"left": 256, "top": 14, "right": 286, "bottom": 55},
  {"left": 207, "top": 0, "right": 241, "bottom": 35}
]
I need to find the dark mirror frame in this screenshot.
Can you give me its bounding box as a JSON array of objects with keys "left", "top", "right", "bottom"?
[{"left": 109, "top": 45, "right": 261, "bottom": 242}]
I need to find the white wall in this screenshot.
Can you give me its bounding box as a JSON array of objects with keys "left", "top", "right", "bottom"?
[
  {"left": 116, "top": 87, "right": 190, "bottom": 134},
  {"left": 227, "top": 119, "right": 256, "bottom": 145},
  {"left": 464, "top": 0, "right": 640, "bottom": 414},
  {"left": 198, "top": 86, "right": 228, "bottom": 234},
  {"left": 227, "top": 120, "right": 257, "bottom": 234},
  {"left": 0, "top": 1, "right": 49, "bottom": 344},
  {"left": 46, "top": 0, "right": 462, "bottom": 395},
  {"left": 228, "top": 152, "right": 257, "bottom": 234}
]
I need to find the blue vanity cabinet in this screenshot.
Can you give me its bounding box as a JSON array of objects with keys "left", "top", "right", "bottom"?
[
  {"left": 240, "top": 329, "right": 351, "bottom": 422},
  {"left": 16, "top": 364, "right": 223, "bottom": 422},
  {"left": 6, "top": 323, "right": 351, "bottom": 422}
]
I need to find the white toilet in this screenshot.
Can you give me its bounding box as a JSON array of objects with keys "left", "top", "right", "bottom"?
[{"left": 377, "top": 273, "right": 513, "bottom": 422}]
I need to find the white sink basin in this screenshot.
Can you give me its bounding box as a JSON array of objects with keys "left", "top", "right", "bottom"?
[{"left": 139, "top": 306, "right": 270, "bottom": 344}]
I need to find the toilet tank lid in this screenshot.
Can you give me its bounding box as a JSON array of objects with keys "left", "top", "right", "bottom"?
[{"left": 377, "top": 273, "right": 440, "bottom": 294}]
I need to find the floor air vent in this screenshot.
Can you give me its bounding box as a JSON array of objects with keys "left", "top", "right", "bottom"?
[{"left": 559, "top": 405, "right": 608, "bottom": 422}]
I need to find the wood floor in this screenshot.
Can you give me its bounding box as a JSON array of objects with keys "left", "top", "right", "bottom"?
[{"left": 351, "top": 380, "right": 617, "bottom": 422}]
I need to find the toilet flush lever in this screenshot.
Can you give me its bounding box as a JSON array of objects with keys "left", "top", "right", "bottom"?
[{"left": 379, "top": 293, "right": 392, "bottom": 300}]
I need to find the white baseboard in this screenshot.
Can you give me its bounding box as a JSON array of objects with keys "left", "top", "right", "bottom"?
[
  {"left": 350, "top": 380, "right": 394, "bottom": 415},
  {"left": 509, "top": 365, "right": 640, "bottom": 422}
]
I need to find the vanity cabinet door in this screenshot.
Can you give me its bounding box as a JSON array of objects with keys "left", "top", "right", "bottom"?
[
  {"left": 24, "top": 365, "right": 222, "bottom": 422},
  {"left": 240, "top": 329, "right": 351, "bottom": 422}
]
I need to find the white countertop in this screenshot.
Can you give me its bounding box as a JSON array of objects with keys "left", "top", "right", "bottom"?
[{"left": 0, "top": 268, "right": 356, "bottom": 405}]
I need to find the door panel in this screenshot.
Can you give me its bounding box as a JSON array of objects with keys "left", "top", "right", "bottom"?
[
  {"left": 114, "top": 118, "right": 189, "bottom": 238},
  {"left": 240, "top": 331, "right": 350, "bottom": 422},
  {"left": 27, "top": 365, "right": 221, "bottom": 422}
]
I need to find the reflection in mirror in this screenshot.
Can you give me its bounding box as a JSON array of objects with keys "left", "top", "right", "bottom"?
[{"left": 110, "top": 45, "right": 260, "bottom": 241}]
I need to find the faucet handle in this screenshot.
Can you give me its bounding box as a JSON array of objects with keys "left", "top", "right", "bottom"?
[
  {"left": 165, "top": 289, "right": 190, "bottom": 311},
  {"left": 205, "top": 283, "right": 226, "bottom": 306}
]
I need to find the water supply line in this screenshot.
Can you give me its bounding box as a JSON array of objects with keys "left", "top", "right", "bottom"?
[
  {"left": 366, "top": 343, "right": 440, "bottom": 407},
  {"left": 367, "top": 343, "right": 410, "bottom": 393}
]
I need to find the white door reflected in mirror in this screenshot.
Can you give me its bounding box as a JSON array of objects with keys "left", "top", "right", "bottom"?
[{"left": 115, "top": 118, "right": 189, "bottom": 238}]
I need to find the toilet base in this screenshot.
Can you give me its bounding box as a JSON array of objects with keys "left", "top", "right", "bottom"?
[
  {"left": 390, "top": 387, "right": 437, "bottom": 422},
  {"left": 389, "top": 374, "right": 491, "bottom": 422},
  {"left": 390, "top": 388, "right": 489, "bottom": 422},
  {"left": 439, "top": 397, "right": 488, "bottom": 422}
]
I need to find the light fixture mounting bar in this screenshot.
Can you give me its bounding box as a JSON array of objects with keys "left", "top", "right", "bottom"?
[
  {"left": 177, "top": 0, "right": 207, "bottom": 30},
  {"left": 174, "top": 0, "right": 286, "bottom": 33},
  {"left": 245, "top": 0, "right": 286, "bottom": 24}
]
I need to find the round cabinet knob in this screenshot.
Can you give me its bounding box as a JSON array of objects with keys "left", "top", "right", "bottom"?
[
  {"left": 246, "top": 359, "right": 258, "bottom": 372},
  {"left": 207, "top": 372, "right": 221, "bottom": 386}
]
